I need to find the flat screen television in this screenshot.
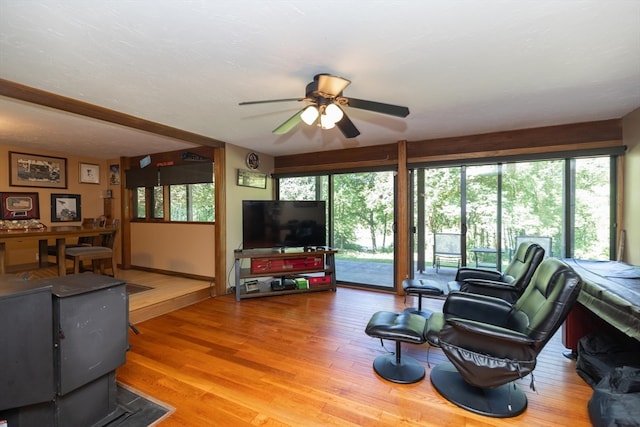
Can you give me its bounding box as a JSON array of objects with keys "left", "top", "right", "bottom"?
[{"left": 242, "top": 200, "right": 327, "bottom": 250}]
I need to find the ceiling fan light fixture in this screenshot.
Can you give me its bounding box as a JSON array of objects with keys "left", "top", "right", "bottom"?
[
  {"left": 324, "top": 103, "right": 344, "bottom": 123},
  {"left": 320, "top": 113, "right": 336, "bottom": 130},
  {"left": 301, "top": 105, "right": 319, "bottom": 125},
  {"left": 240, "top": 73, "right": 409, "bottom": 137}
]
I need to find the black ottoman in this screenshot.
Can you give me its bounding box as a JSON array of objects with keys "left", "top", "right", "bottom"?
[
  {"left": 402, "top": 279, "right": 447, "bottom": 317},
  {"left": 365, "top": 311, "right": 427, "bottom": 384}
]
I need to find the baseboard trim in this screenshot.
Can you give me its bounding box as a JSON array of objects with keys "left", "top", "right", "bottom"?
[{"left": 127, "top": 265, "right": 214, "bottom": 282}]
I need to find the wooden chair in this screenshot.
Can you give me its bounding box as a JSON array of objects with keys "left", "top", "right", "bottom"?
[
  {"left": 65, "top": 219, "right": 119, "bottom": 276},
  {"left": 47, "top": 217, "right": 98, "bottom": 259}
]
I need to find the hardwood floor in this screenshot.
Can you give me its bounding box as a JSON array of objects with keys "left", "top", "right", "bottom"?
[{"left": 116, "top": 285, "right": 595, "bottom": 426}]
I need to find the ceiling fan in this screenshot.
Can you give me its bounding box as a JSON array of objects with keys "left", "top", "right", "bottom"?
[{"left": 239, "top": 73, "right": 410, "bottom": 138}]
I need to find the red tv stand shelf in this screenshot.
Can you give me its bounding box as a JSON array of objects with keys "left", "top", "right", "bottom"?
[{"left": 234, "top": 248, "right": 337, "bottom": 301}]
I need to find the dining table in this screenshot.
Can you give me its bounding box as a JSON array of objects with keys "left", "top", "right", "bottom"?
[{"left": 0, "top": 225, "right": 118, "bottom": 276}]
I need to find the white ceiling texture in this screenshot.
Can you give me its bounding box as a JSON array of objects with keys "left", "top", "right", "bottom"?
[{"left": 1, "top": 0, "right": 639, "bottom": 160}]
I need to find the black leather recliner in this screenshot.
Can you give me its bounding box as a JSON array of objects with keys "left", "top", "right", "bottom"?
[
  {"left": 426, "top": 257, "right": 582, "bottom": 417},
  {"left": 448, "top": 241, "right": 545, "bottom": 303}
]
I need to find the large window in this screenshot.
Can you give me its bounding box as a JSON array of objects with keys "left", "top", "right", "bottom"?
[
  {"left": 414, "top": 155, "right": 615, "bottom": 275},
  {"left": 170, "top": 183, "right": 215, "bottom": 221},
  {"left": 279, "top": 176, "right": 328, "bottom": 201},
  {"left": 134, "top": 188, "right": 145, "bottom": 218},
  {"left": 128, "top": 162, "right": 214, "bottom": 222},
  {"left": 278, "top": 153, "right": 617, "bottom": 289},
  {"left": 151, "top": 186, "right": 164, "bottom": 219},
  {"left": 500, "top": 160, "right": 564, "bottom": 259},
  {"left": 574, "top": 157, "right": 612, "bottom": 259}
]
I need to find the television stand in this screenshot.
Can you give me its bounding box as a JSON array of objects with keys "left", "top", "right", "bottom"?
[{"left": 233, "top": 248, "right": 337, "bottom": 301}]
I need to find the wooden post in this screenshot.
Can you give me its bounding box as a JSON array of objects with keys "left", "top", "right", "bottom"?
[{"left": 396, "top": 140, "right": 409, "bottom": 295}]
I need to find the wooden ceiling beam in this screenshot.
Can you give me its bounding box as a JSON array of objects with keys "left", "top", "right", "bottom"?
[{"left": 0, "top": 78, "right": 225, "bottom": 148}]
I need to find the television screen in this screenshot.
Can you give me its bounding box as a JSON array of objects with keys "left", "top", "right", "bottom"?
[{"left": 242, "top": 200, "right": 327, "bottom": 250}]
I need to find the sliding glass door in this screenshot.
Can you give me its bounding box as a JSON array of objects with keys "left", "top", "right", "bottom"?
[
  {"left": 411, "top": 155, "right": 616, "bottom": 286},
  {"left": 331, "top": 171, "right": 396, "bottom": 288},
  {"left": 465, "top": 165, "right": 500, "bottom": 269},
  {"left": 413, "top": 167, "right": 462, "bottom": 286},
  {"left": 501, "top": 160, "right": 564, "bottom": 260},
  {"left": 278, "top": 171, "right": 396, "bottom": 289},
  {"left": 573, "top": 157, "right": 613, "bottom": 259},
  {"left": 278, "top": 154, "right": 615, "bottom": 290}
]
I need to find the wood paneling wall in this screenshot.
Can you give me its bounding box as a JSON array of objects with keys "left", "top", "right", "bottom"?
[
  {"left": 274, "top": 143, "right": 398, "bottom": 175},
  {"left": 408, "top": 119, "right": 623, "bottom": 164},
  {"left": 273, "top": 119, "right": 623, "bottom": 175}
]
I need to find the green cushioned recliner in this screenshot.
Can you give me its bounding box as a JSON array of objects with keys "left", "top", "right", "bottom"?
[
  {"left": 447, "top": 241, "right": 545, "bottom": 303},
  {"left": 427, "top": 257, "right": 582, "bottom": 417}
]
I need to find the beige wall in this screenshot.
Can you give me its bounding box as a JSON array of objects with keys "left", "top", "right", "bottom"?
[
  {"left": 130, "top": 222, "right": 215, "bottom": 277},
  {"left": 0, "top": 143, "right": 216, "bottom": 277},
  {"left": 224, "top": 144, "right": 274, "bottom": 292},
  {"left": 623, "top": 107, "right": 640, "bottom": 265},
  {"left": 0, "top": 143, "right": 121, "bottom": 266}
]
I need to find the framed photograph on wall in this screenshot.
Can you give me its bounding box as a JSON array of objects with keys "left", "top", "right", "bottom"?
[
  {"left": 51, "top": 194, "right": 81, "bottom": 222},
  {"left": 237, "top": 169, "right": 267, "bottom": 189},
  {"left": 0, "top": 192, "right": 40, "bottom": 220},
  {"left": 79, "top": 163, "right": 100, "bottom": 184},
  {"left": 9, "top": 151, "right": 67, "bottom": 189},
  {"left": 109, "top": 164, "right": 120, "bottom": 185}
]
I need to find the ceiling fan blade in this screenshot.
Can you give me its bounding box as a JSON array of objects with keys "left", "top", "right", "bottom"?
[
  {"left": 239, "top": 98, "right": 302, "bottom": 106},
  {"left": 272, "top": 109, "right": 304, "bottom": 134},
  {"left": 336, "top": 114, "right": 360, "bottom": 138},
  {"left": 317, "top": 74, "right": 351, "bottom": 97},
  {"left": 345, "top": 97, "right": 410, "bottom": 117}
]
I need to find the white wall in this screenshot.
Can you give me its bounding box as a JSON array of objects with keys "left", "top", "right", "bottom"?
[
  {"left": 224, "top": 144, "right": 274, "bottom": 292},
  {"left": 623, "top": 107, "right": 640, "bottom": 265}
]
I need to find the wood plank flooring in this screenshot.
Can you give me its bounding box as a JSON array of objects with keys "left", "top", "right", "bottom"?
[{"left": 116, "top": 285, "right": 595, "bottom": 426}]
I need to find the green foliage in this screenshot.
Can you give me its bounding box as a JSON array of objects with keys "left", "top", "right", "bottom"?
[
  {"left": 333, "top": 172, "right": 394, "bottom": 253},
  {"left": 278, "top": 156, "right": 612, "bottom": 261},
  {"left": 169, "top": 183, "right": 214, "bottom": 222}
]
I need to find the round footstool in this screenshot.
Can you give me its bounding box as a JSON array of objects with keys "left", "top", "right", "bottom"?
[{"left": 365, "top": 311, "right": 427, "bottom": 384}]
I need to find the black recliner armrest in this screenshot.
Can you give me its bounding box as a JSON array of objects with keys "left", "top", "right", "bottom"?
[
  {"left": 443, "top": 292, "right": 512, "bottom": 325},
  {"left": 461, "top": 278, "right": 514, "bottom": 289},
  {"left": 459, "top": 279, "right": 520, "bottom": 303},
  {"left": 454, "top": 267, "right": 503, "bottom": 282},
  {"left": 440, "top": 318, "right": 537, "bottom": 361},
  {"left": 446, "top": 318, "right": 534, "bottom": 345}
]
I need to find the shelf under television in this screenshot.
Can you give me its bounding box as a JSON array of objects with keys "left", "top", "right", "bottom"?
[{"left": 234, "top": 248, "right": 337, "bottom": 301}]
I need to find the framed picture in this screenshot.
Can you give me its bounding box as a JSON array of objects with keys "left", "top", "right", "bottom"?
[
  {"left": 9, "top": 151, "right": 67, "bottom": 189},
  {"left": 79, "top": 163, "right": 100, "bottom": 184},
  {"left": 237, "top": 169, "right": 267, "bottom": 189},
  {"left": 51, "top": 194, "right": 81, "bottom": 222},
  {"left": 0, "top": 192, "right": 40, "bottom": 220},
  {"left": 109, "top": 164, "right": 120, "bottom": 185}
]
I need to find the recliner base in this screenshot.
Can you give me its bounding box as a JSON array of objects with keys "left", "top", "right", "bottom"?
[
  {"left": 372, "top": 354, "right": 425, "bottom": 384},
  {"left": 430, "top": 362, "right": 527, "bottom": 418}
]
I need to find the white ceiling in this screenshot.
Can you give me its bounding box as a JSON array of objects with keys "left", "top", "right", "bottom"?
[{"left": 1, "top": 0, "right": 639, "bottom": 160}]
